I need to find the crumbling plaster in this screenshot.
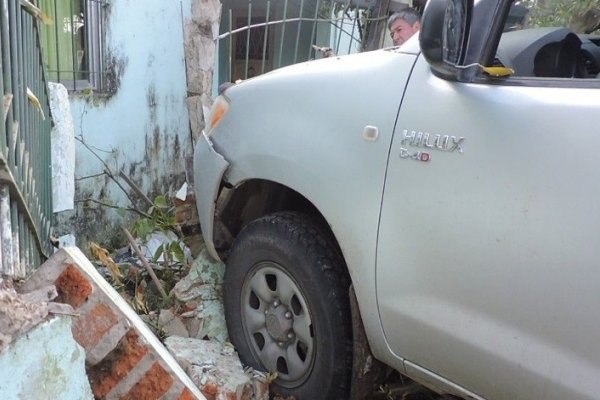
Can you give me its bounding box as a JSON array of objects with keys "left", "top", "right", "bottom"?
[{"left": 56, "top": 0, "right": 219, "bottom": 247}]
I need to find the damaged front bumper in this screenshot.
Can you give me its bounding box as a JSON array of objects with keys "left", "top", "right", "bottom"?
[{"left": 192, "top": 132, "right": 229, "bottom": 261}]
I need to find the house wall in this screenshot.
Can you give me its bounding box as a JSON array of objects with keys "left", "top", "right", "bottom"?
[{"left": 56, "top": 0, "right": 195, "bottom": 247}]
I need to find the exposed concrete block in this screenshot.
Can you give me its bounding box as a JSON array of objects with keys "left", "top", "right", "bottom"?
[
  {"left": 191, "top": 0, "right": 221, "bottom": 30},
  {"left": 178, "top": 246, "right": 225, "bottom": 287},
  {"left": 19, "top": 284, "right": 58, "bottom": 303},
  {"left": 0, "top": 316, "right": 93, "bottom": 400},
  {"left": 186, "top": 94, "right": 213, "bottom": 142},
  {"left": 166, "top": 337, "right": 269, "bottom": 400},
  {"left": 174, "top": 246, "right": 227, "bottom": 342},
  {"left": 47, "top": 82, "right": 75, "bottom": 213},
  {"left": 0, "top": 287, "right": 49, "bottom": 349},
  {"left": 159, "top": 309, "right": 190, "bottom": 338},
  {"left": 20, "top": 247, "right": 206, "bottom": 400},
  {"left": 186, "top": 95, "right": 206, "bottom": 141}
]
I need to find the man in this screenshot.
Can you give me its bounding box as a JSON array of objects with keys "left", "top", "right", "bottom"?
[{"left": 388, "top": 8, "right": 421, "bottom": 46}]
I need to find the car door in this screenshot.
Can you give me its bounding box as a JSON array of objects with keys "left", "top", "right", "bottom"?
[{"left": 376, "top": 52, "right": 600, "bottom": 399}]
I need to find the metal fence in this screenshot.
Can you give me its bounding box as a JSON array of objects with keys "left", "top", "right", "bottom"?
[
  {"left": 0, "top": 0, "right": 53, "bottom": 278},
  {"left": 219, "top": 0, "right": 395, "bottom": 83}
]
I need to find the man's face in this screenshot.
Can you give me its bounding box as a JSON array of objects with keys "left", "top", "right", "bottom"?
[{"left": 390, "top": 18, "right": 420, "bottom": 46}]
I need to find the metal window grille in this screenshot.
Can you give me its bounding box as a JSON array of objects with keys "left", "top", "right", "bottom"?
[
  {"left": 39, "top": 0, "right": 106, "bottom": 91},
  {"left": 1, "top": 0, "right": 54, "bottom": 277},
  {"left": 218, "top": 0, "right": 394, "bottom": 84}
]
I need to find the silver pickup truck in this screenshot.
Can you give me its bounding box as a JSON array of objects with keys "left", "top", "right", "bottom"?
[{"left": 193, "top": 0, "right": 600, "bottom": 398}]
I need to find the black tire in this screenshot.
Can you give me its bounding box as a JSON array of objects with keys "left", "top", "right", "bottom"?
[{"left": 224, "top": 212, "right": 352, "bottom": 400}]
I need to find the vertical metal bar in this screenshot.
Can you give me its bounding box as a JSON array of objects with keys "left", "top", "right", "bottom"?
[
  {"left": 10, "top": 0, "right": 24, "bottom": 188},
  {"left": 69, "top": 0, "right": 77, "bottom": 90},
  {"left": 244, "top": 1, "right": 251, "bottom": 79},
  {"left": 347, "top": 8, "right": 357, "bottom": 54},
  {"left": 293, "top": 0, "right": 304, "bottom": 64},
  {"left": 0, "top": 31, "right": 5, "bottom": 155},
  {"left": 277, "top": 0, "right": 288, "bottom": 68},
  {"left": 8, "top": 0, "right": 19, "bottom": 151},
  {"left": 53, "top": 0, "right": 60, "bottom": 81},
  {"left": 261, "top": 0, "right": 270, "bottom": 74},
  {"left": 98, "top": 0, "right": 105, "bottom": 89},
  {"left": 87, "top": 0, "right": 99, "bottom": 87},
  {"left": 1, "top": 0, "right": 13, "bottom": 163},
  {"left": 0, "top": 184, "right": 13, "bottom": 276},
  {"left": 83, "top": 0, "right": 91, "bottom": 84},
  {"left": 228, "top": 8, "right": 232, "bottom": 82},
  {"left": 308, "top": 0, "right": 321, "bottom": 59}
]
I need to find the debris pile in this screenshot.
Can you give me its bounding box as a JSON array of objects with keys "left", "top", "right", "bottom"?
[
  {"left": 166, "top": 337, "right": 269, "bottom": 400},
  {"left": 18, "top": 247, "right": 204, "bottom": 399}
]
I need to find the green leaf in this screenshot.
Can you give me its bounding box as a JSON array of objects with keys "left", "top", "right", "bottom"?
[
  {"left": 154, "top": 244, "right": 165, "bottom": 261},
  {"left": 133, "top": 218, "right": 155, "bottom": 240},
  {"left": 154, "top": 195, "right": 168, "bottom": 209},
  {"left": 170, "top": 241, "right": 185, "bottom": 263},
  {"left": 116, "top": 207, "right": 127, "bottom": 218}
]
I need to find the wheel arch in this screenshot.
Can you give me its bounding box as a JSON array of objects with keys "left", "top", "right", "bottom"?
[{"left": 213, "top": 178, "right": 342, "bottom": 261}]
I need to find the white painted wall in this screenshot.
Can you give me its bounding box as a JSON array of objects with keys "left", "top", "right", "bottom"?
[{"left": 61, "top": 0, "right": 194, "bottom": 244}]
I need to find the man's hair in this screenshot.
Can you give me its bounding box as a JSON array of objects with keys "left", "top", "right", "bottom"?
[{"left": 387, "top": 8, "right": 421, "bottom": 29}]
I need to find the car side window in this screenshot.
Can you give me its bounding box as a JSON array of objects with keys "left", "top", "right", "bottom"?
[{"left": 493, "top": 0, "right": 600, "bottom": 80}]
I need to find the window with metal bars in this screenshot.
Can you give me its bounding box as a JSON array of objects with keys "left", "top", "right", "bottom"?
[
  {"left": 235, "top": 17, "right": 269, "bottom": 61},
  {"left": 39, "top": 0, "right": 106, "bottom": 91}
]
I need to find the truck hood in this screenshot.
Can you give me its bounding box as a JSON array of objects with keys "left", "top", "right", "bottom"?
[{"left": 226, "top": 47, "right": 418, "bottom": 95}]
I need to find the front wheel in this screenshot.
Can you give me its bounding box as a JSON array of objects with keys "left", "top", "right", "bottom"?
[{"left": 224, "top": 212, "right": 352, "bottom": 399}]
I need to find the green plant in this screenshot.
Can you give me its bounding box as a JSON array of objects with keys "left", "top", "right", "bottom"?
[
  {"left": 130, "top": 194, "right": 187, "bottom": 266},
  {"left": 519, "top": 0, "right": 600, "bottom": 32}
]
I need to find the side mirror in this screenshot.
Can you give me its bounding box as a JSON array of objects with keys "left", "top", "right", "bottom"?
[{"left": 420, "top": 0, "right": 472, "bottom": 79}]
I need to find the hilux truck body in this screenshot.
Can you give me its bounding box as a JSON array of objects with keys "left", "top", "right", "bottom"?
[{"left": 193, "top": 0, "right": 600, "bottom": 398}]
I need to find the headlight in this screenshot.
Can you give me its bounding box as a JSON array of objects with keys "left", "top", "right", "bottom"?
[{"left": 205, "top": 95, "right": 229, "bottom": 136}]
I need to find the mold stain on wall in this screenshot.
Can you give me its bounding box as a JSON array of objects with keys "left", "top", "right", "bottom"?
[{"left": 54, "top": 2, "right": 193, "bottom": 249}]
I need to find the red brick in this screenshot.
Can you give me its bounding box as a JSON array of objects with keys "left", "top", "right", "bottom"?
[
  {"left": 200, "top": 382, "right": 217, "bottom": 400},
  {"left": 87, "top": 330, "right": 149, "bottom": 398},
  {"left": 55, "top": 264, "right": 93, "bottom": 308},
  {"left": 120, "top": 362, "right": 173, "bottom": 400},
  {"left": 177, "top": 387, "right": 197, "bottom": 400},
  {"left": 73, "top": 303, "right": 119, "bottom": 349}
]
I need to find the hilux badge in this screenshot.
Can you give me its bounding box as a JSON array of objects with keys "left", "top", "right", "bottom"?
[{"left": 401, "top": 129, "right": 465, "bottom": 153}]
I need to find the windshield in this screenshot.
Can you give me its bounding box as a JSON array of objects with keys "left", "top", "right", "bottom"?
[{"left": 509, "top": 0, "right": 600, "bottom": 34}]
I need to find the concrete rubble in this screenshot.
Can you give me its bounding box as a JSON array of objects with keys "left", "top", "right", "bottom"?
[
  {"left": 1, "top": 177, "right": 271, "bottom": 398},
  {"left": 0, "top": 285, "right": 51, "bottom": 348},
  {"left": 0, "top": 282, "right": 92, "bottom": 399},
  {"left": 166, "top": 336, "right": 269, "bottom": 400},
  {"left": 18, "top": 247, "right": 206, "bottom": 400},
  {"left": 0, "top": 239, "right": 275, "bottom": 399},
  {"left": 172, "top": 245, "right": 228, "bottom": 342}
]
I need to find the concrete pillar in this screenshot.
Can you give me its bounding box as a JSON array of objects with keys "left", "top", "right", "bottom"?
[{"left": 185, "top": 0, "right": 222, "bottom": 143}]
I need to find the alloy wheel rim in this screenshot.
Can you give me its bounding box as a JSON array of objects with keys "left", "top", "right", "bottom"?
[{"left": 241, "top": 262, "right": 315, "bottom": 386}]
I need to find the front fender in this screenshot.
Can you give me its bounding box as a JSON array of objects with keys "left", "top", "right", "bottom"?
[{"left": 192, "top": 132, "right": 229, "bottom": 261}]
